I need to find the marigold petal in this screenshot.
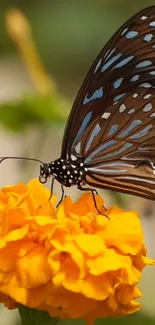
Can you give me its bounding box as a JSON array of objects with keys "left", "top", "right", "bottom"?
[
  {"left": 104, "top": 210, "right": 143, "bottom": 254},
  {"left": 27, "top": 179, "right": 56, "bottom": 208},
  {"left": 0, "top": 293, "right": 18, "bottom": 309},
  {"left": 0, "top": 275, "right": 29, "bottom": 305},
  {"left": 112, "top": 300, "right": 141, "bottom": 316},
  {"left": 50, "top": 242, "right": 84, "bottom": 270},
  {"left": 2, "top": 183, "right": 26, "bottom": 196},
  {"left": 142, "top": 256, "right": 155, "bottom": 265},
  {"left": 117, "top": 284, "right": 142, "bottom": 305},
  {"left": 0, "top": 179, "right": 153, "bottom": 324},
  {"left": 0, "top": 225, "right": 29, "bottom": 249},
  {"left": 75, "top": 234, "right": 106, "bottom": 256},
  {"left": 16, "top": 247, "right": 52, "bottom": 288},
  {"left": 79, "top": 274, "right": 113, "bottom": 300},
  {"left": 86, "top": 249, "right": 132, "bottom": 275}
]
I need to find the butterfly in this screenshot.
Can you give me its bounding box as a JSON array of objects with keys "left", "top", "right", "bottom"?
[{"left": 2, "top": 6, "right": 155, "bottom": 207}]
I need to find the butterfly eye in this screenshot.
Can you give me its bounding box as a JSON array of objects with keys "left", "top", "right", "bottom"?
[{"left": 39, "top": 164, "right": 51, "bottom": 184}]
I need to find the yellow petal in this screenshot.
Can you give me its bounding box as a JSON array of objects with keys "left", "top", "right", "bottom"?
[{"left": 0, "top": 178, "right": 153, "bottom": 324}]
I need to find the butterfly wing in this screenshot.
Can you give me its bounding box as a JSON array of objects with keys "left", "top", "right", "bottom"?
[
  {"left": 61, "top": 6, "right": 155, "bottom": 200},
  {"left": 61, "top": 6, "right": 155, "bottom": 160},
  {"left": 82, "top": 86, "right": 155, "bottom": 200}
]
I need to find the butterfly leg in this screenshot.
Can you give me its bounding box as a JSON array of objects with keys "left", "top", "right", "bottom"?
[
  {"left": 49, "top": 178, "right": 65, "bottom": 207},
  {"left": 56, "top": 185, "right": 65, "bottom": 207},
  {"left": 48, "top": 177, "right": 55, "bottom": 201},
  {"left": 78, "top": 185, "right": 109, "bottom": 218}
]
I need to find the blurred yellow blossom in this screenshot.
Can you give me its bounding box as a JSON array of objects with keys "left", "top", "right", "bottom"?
[
  {"left": 0, "top": 179, "right": 154, "bottom": 324},
  {"left": 5, "top": 9, "right": 55, "bottom": 95}
]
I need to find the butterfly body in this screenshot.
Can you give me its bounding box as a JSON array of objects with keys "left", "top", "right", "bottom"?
[
  {"left": 39, "top": 158, "right": 87, "bottom": 188},
  {"left": 39, "top": 6, "right": 155, "bottom": 202}
]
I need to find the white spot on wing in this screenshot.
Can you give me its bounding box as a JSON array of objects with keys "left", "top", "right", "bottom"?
[
  {"left": 121, "top": 28, "right": 128, "bottom": 35},
  {"left": 133, "top": 93, "right": 138, "bottom": 98},
  {"left": 102, "top": 112, "right": 111, "bottom": 119},
  {"left": 149, "top": 21, "right": 155, "bottom": 27},
  {"left": 143, "top": 103, "right": 152, "bottom": 112},
  {"left": 119, "top": 104, "right": 126, "bottom": 113},
  {"left": 105, "top": 48, "right": 116, "bottom": 61},
  {"left": 71, "top": 154, "right": 77, "bottom": 161},
  {"left": 94, "top": 58, "right": 102, "bottom": 74},
  {"left": 104, "top": 49, "right": 111, "bottom": 59},
  {"left": 144, "top": 94, "right": 152, "bottom": 99},
  {"left": 139, "top": 82, "right": 152, "bottom": 88},
  {"left": 128, "top": 108, "right": 135, "bottom": 114},
  {"left": 141, "top": 15, "right": 147, "bottom": 20}
]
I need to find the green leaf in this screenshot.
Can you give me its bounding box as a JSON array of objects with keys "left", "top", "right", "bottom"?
[
  {"left": 58, "top": 312, "right": 155, "bottom": 325},
  {"left": 18, "top": 307, "right": 155, "bottom": 325},
  {"left": 19, "top": 305, "right": 59, "bottom": 325},
  {"left": 0, "top": 95, "right": 70, "bottom": 131}
]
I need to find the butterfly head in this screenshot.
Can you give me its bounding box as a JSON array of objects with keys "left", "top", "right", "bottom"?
[{"left": 39, "top": 163, "right": 51, "bottom": 184}]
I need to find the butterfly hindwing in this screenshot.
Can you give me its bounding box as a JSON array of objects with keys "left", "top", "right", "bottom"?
[{"left": 81, "top": 86, "right": 155, "bottom": 200}]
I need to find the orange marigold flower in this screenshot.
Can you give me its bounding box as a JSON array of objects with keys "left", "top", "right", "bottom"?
[{"left": 0, "top": 179, "right": 154, "bottom": 325}]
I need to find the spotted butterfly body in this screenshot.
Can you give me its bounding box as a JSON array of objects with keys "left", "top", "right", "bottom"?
[{"left": 40, "top": 6, "right": 155, "bottom": 201}]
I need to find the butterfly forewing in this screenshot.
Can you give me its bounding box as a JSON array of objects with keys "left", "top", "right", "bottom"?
[
  {"left": 83, "top": 87, "right": 155, "bottom": 161},
  {"left": 61, "top": 6, "right": 155, "bottom": 200},
  {"left": 61, "top": 6, "right": 155, "bottom": 160}
]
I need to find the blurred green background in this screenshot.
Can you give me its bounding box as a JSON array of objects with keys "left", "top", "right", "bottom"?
[{"left": 0, "top": 0, "right": 155, "bottom": 325}]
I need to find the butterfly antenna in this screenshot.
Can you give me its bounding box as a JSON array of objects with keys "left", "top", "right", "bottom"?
[{"left": 0, "top": 156, "right": 44, "bottom": 165}]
